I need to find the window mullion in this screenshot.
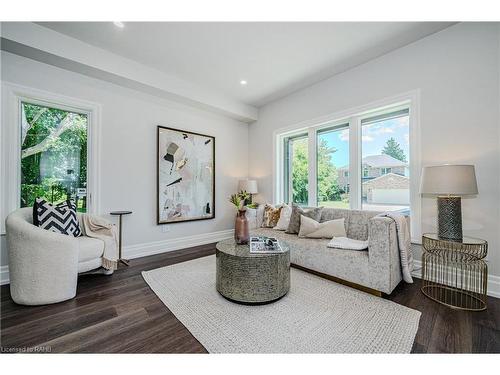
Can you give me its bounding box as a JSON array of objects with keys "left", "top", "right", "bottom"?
[
  {"left": 348, "top": 116, "right": 361, "bottom": 210},
  {"left": 307, "top": 128, "right": 317, "bottom": 207}
]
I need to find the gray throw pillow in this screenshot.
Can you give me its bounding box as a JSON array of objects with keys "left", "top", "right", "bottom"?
[{"left": 285, "top": 204, "right": 323, "bottom": 234}]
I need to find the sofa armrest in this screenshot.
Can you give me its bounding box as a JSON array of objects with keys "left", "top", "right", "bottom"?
[
  {"left": 6, "top": 211, "right": 79, "bottom": 305},
  {"left": 367, "top": 216, "right": 401, "bottom": 293}
]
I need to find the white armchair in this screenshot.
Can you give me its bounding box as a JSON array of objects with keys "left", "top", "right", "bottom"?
[{"left": 5, "top": 207, "right": 113, "bottom": 305}]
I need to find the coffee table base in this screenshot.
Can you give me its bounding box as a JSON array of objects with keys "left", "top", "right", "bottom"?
[
  {"left": 218, "top": 291, "right": 289, "bottom": 305},
  {"left": 216, "top": 240, "right": 290, "bottom": 305}
]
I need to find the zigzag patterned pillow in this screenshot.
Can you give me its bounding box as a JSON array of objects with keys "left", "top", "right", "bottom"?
[{"left": 33, "top": 198, "right": 82, "bottom": 237}]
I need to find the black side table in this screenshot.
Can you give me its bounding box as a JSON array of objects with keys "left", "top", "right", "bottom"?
[{"left": 110, "top": 211, "right": 133, "bottom": 267}]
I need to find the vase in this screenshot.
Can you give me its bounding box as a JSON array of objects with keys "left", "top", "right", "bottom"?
[{"left": 234, "top": 210, "right": 249, "bottom": 245}]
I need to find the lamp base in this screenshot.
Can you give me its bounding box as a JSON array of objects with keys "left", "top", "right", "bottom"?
[{"left": 437, "top": 196, "right": 463, "bottom": 241}]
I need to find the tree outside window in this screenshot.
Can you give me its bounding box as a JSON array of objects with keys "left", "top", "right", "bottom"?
[{"left": 21, "top": 102, "right": 88, "bottom": 212}]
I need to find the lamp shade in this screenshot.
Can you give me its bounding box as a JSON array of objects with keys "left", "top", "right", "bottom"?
[
  {"left": 238, "top": 179, "right": 258, "bottom": 194},
  {"left": 420, "top": 165, "right": 478, "bottom": 195}
]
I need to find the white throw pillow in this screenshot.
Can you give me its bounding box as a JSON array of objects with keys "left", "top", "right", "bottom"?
[
  {"left": 298, "top": 215, "right": 346, "bottom": 239},
  {"left": 273, "top": 203, "right": 292, "bottom": 230}
]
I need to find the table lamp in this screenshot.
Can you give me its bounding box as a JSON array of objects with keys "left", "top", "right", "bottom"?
[
  {"left": 420, "top": 165, "right": 478, "bottom": 241},
  {"left": 238, "top": 179, "right": 258, "bottom": 204}
]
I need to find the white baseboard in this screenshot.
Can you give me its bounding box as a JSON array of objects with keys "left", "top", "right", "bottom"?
[
  {"left": 411, "top": 260, "right": 500, "bottom": 299},
  {"left": 123, "top": 229, "right": 234, "bottom": 260},
  {"left": 0, "top": 229, "right": 234, "bottom": 285}
]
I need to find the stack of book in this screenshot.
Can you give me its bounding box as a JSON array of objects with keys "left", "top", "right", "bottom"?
[{"left": 249, "top": 236, "right": 284, "bottom": 253}]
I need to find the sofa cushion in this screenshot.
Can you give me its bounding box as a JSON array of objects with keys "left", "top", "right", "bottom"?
[
  {"left": 286, "top": 205, "right": 323, "bottom": 234},
  {"left": 78, "top": 236, "right": 104, "bottom": 263},
  {"left": 298, "top": 216, "right": 346, "bottom": 239},
  {"left": 251, "top": 227, "right": 370, "bottom": 287},
  {"left": 320, "top": 208, "right": 381, "bottom": 241}
]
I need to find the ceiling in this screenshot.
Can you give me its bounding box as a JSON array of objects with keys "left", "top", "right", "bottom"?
[{"left": 38, "top": 22, "right": 454, "bottom": 107}]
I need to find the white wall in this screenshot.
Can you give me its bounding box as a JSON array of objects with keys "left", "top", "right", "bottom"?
[
  {"left": 0, "top": 51, "right": 249, "bottom": 267},
  {"left": 248, "top": 23, "right": 500, "bottom": 278}
]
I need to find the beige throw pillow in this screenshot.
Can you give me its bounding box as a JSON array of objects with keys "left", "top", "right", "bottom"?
[
  {"left": 273, "top": 203, "right": 292, "bottom": 230},
  {"left": 298, "top": 215, "right": 346, "bottom": 239}
]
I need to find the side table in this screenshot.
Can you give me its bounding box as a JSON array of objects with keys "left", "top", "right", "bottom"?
[
  {"left": 421, "top": 233, "right": 488, "bottom": 311},
  {"left": 110, "top": 211, "right": 133, "bottom": 267}
]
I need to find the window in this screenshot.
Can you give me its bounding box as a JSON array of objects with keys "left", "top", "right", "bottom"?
[
  {"left": 316, "top": 125, "right": 349, "bottom": 208},
  {"left": 361, "top": 109, "right": 410, "bottom": 212},
  {"left": 381, "top": 167, "right": 392, "bottom": 175},
  {"left": 276, "top": 95, "right": 419, "bottom": 239},
  {"left": 20, "top": 102, "right": 89, "bottom": 212},
  {"left": 284, "top": 134, "right": 308, "bottom": 205}
]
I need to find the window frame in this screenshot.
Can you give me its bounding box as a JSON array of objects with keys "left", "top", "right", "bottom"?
[
  {"left": 283, "top": 132, "right": 309, "bottom": 205},
  {"left": 274, "top": 90, "right": 421, "bottom": 242},
  {"left": 1, "top": 83, "right": 101, "bottom": 234},
  {"left": 315, "top": 122, "right": 350, "bottom": 207}
]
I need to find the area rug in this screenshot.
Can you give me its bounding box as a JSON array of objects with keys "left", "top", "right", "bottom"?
[{"left": 142, "top": 255, "right": 421, "bottom": 353}]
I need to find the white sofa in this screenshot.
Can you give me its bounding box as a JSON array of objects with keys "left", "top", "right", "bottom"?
[
  {"left": 5, "top": 207, "right": 113, "bottom": 305},
  {"left": 250, "top": 207, "right": 403, "bottom": 295}
]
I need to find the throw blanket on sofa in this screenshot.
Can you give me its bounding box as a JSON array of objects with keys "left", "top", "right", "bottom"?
[
  {"left": 377, "top": 212, "right": 413, "bottom": 283},
  {"left": 81, "top": 214, "right": 119, "bottom": 270}
]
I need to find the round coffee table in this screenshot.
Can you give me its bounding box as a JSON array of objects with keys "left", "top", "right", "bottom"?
[{"left": 216, "top": 238, "right": 290, "bottom": 304}]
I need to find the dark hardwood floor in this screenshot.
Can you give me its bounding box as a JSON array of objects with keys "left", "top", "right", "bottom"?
[{"left": 1, "top": 244, "right": 499, "bottom": 353}]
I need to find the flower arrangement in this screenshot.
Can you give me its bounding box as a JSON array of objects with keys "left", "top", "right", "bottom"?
[{"left": 229, "top": 190, "right": 257, "bottom": 211}]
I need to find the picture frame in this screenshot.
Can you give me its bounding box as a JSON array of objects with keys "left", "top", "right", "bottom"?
[{"left": 157, "top": 126, "right": 215, "bottom": 224}]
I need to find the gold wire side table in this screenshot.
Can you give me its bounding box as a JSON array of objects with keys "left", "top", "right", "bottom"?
[{"left": 421, "top": 233, "right": 488, "bottom": 311}]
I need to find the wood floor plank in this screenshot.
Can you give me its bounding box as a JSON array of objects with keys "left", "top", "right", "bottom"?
[{"left": 1, "top": 242, "right": 499, "bottom": 353}]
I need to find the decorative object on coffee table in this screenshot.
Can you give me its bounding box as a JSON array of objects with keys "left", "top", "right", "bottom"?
[
  {"left": 420, "top": 164, "right": 478, "bottom": 241},
  {"left": 229, "top": 192, "right": 250, "bottom": 244},
  {"left": 421, "top": 233, "right": 487, "bottom": 311},
  {"left": 110, "top": 211, "right": 133, "bottom": 267},
  {"left": 234, "top": 210, "right": 249, "bottom": 245},
  {"left": 238, "top": 179, "right": 258, "bottom": 205},
  {"left": 216, "top": 238, "right": 290, "bottom": 304}
]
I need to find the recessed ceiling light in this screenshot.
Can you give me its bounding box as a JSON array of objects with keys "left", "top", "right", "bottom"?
[
  {"left": 113, "top": 22, "right": 125, "bottom": 28},
  {"left": 240, "top": 80, "right": 247, "bottom": 85}
]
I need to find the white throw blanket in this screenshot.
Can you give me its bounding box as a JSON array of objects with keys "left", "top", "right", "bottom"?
[
  {"left": 327, "top": 237, "right": 369, "bottom": 251},
  {"left": 377, "top": 212, "right": 413, "bottom": 283},
  {"left": 81, "top": 214, "right": 119, "bottom": 270}
]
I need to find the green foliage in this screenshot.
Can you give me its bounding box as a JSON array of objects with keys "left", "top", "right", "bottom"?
[
  {"left": 229, "top": 190, "right": 258, "bottom": 211},
  {"left": 290, "top": 137, "right": 343, "bottom": 204},
  {"left": 317, "top": 138, "right": 342, "bottom": 202},
  {"left": 21, "top": 178, "right": 66, "bottom": 207},
  {"left": 20, "top": 103, "right": 88, "bottom": 210},
  {"left": 229, "top": 191, "right": 245, "bottom": 211},
  {"left": 289, "top": 138, "right": 309, "bottom": 204},
  {"left": 382, "top": 137, "right": 407, "bottom": 162}
]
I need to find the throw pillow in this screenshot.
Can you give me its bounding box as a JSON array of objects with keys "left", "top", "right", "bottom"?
[
  {"left": 273, "top": 203, "right": 292, "bottom": 230},
  {"left": 33, "top": 198, "right": 82, "bottom": 237},
  {"left": 261, "top": 204, "right": 283, "bottom": 228},
  {"left": 298, "top": 215, "right": 346, "bottom": 239},
  {"left": 285, "top": 204, "right": 323, "bottom": 234}
]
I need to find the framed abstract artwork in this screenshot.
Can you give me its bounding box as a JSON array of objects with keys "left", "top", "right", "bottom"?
[{"left": 157, "top": 126, "right": 215, "bottom": 224}]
